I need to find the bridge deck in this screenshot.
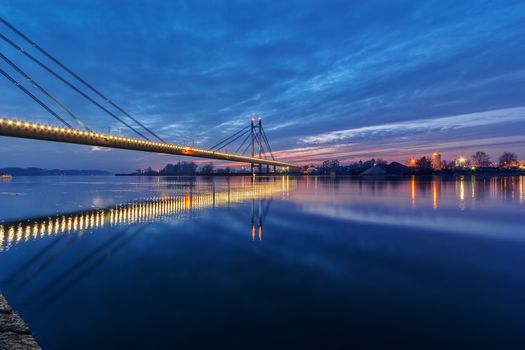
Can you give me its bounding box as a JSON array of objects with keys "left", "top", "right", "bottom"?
[{"left": 0, "top": 118, "right": 294, "bottom": 168}]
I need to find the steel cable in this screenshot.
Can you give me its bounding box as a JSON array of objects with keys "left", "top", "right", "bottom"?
[{"left": 0, "top": 17, "right": 165, "bottom": 143}]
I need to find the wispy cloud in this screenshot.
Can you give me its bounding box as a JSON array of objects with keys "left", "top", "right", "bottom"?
[
  {"left": 90, "top": 146, "right": 111, "bottom": 152},
  {"left": 301, "top": 107, "right": 525, "bottom": 144},
  {"left": 275, "top": 135, "right": 525, "bottom": 164}
]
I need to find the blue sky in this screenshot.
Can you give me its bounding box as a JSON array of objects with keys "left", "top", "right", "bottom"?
[{"left": 0, "top": 0, "right": 524, "bottom": 171}]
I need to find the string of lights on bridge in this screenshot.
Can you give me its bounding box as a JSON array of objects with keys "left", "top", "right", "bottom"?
[{"left": 0, "top": 116, "right": 294, "bottom": 168}]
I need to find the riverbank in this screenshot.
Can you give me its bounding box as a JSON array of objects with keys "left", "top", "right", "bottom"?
[
  {"left": 0, "top": 167, "right": 111, "bottom": 176},
  {"left": 0, "top": 294, "right": 41, "bottom": 350},
  {"left": 114, "top": 171, "right": 525, "bottom": 177},
  {"left": 115, "top": 172, "right": 277, "bottom": 176}
]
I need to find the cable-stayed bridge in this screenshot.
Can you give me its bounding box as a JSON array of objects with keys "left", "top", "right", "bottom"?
[{"left": 0, "top": 17, "right": 295, "bottom": 172}]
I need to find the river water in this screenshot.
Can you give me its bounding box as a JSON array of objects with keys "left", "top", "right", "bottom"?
[{"left": 0, "top": 175, "right": 524, "bottom": 349}]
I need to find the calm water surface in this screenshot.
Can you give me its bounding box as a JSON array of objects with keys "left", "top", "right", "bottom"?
[{"left": 0, "top": 175, "right": 524, "bottom": 349}]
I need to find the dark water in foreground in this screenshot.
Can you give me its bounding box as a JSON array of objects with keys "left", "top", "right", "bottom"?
[{"left": 0, "top": 175, "right": 524, "bottom": 350}]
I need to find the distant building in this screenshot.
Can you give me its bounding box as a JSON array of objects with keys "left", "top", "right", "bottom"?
[
  {"left": 360, "top": 165, "right": 387, "bottom": 177},
  {"left": 360, "top": 162, "right": 409, "bottom": 177},
  {"left": 386, "top": 162, "right": 410, "bottom": 175},
  {"left": 431, "top": 152, "right": 442, "bottom": 170}
]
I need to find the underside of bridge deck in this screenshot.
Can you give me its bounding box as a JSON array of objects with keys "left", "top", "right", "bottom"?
[{"left": 0, "top": 117, "right": 295, "bottom": 169}]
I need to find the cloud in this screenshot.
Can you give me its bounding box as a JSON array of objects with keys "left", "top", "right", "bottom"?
[
  {"left": 90, "top": 146, "right": 111, "bottom": 152},
  {"left": 300, "top": 107, "right": 525, "bottom": 145},
  {"left": 0, "top": 1, "right": 524, "bottom": 171},
  {"left": 275, "top": 135, "right": 525, "bottom": 165}
]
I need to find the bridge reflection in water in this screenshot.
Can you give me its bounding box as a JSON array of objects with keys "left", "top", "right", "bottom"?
[{"left": 0, "top": 176, "right": 294, "bottom": 252}]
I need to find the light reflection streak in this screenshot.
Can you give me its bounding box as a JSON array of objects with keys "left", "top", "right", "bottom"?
[
  {"left": 404, "top": 175, "right": 525, "bottom": 210},
  {"left": 432, "top": 180, "right": 438, "bottom": 210},
  {"left": 471, "top": 175, "right": 476, "bottom": 206},
  {"left": 410, "top": 176, "right": 416, "bottom": 208},
  {"left": 0, "top": 179, "right": 292, "bottom": 252},
  {"left": 458, "top": 177, "right": 466, "bottom": 210},
  {"left": 518, "top": 176, "right": 525, "bottom": 204}
]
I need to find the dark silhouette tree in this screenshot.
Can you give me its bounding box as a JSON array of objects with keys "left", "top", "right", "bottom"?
[
  {"left": 471, "top": 151, "right": 491, "bottom": 167},
  {"left": 144, "top": 167, "right": 158, "bottom": 175},
  {"left": 200, "top": 163, "right": 214, "bottom": 175},
  {"left": 320, "top": 159, "right": 341, "bottom": 174},
  {"left": 160, "top": 162, "right": 197, "bottom": 175},
  {"left": 499, "top": 152, "right": 518, "bottom": 167},
  {"left": 416, "top": 156, "right": 432, "bottom": 170}
]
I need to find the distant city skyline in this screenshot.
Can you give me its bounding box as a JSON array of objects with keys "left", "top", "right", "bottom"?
[{"left": 1, "top": 1, "right": 524, "bottom": 171}]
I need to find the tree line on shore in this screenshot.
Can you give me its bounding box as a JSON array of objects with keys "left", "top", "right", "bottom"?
[
  {"left": 464, "top": 151, "right": 518, "bottom": 167},
  {"left": 132, "top": 162, "right": 227, "bottom": 176},
  {"left": 306, "top": 151, "right": 523, "bottom": 175},
  {"left": 413, "top": 151, "right": 520, "bottom": 170},
  {"left": 129, "top": 151, "right": 523, "bottom": 176}
]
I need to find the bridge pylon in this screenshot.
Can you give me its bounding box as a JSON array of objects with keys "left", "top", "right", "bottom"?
[
  {"left": 258, "top": 116, "right": 263, "bottom": 174},
  {"left": 250, "top": 117, "right": 255, "bottom": 175}
]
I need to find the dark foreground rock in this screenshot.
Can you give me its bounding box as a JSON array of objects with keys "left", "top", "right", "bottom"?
[{"left": 0, "top": 294, "right": 41, "bottom": 350}]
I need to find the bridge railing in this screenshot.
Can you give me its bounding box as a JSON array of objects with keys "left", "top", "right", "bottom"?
[{"left": 0, "top": 117, "right": 294, "bottom": 168}]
